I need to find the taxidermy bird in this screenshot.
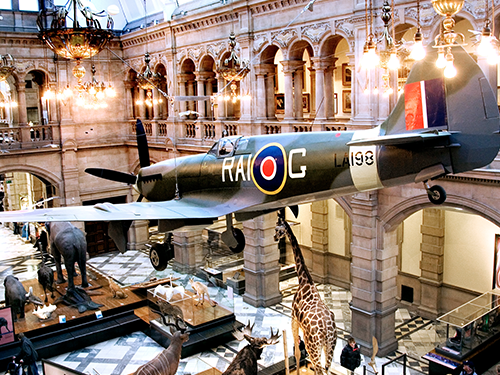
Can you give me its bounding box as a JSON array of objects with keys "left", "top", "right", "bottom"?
[{"left": 368, "top": 336, "right": 379, "bottom": 374}]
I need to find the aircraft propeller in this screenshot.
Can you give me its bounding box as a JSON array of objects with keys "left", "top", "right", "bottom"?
[{"left": 84, "top": 119, "right": 150, "bottom": 185}]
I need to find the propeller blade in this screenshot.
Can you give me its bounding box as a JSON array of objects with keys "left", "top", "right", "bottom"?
[
  {"left": 136, "top": 119, "right": 150, "bottom": 168},
  {"left": 85, "top": 168, "right": 137, "bottom": 185}
]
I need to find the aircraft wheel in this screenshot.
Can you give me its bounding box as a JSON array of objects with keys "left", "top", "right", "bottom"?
[
  {"left": 427, "top": 185, "right": 446, "bottom": 205},
  {"left": 229, "top": 228, "right": 245, "bottom": 253},
  {"left": 149, "top": 242, "right": 172, "bottom": 271}
]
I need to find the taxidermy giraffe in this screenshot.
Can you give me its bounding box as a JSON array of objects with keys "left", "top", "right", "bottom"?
[
  {"left": 189, "top": 278, "right": 216, "bottom": 306},
  {"left": 274, "top": 213, "right": 337, "bottom": 375}
]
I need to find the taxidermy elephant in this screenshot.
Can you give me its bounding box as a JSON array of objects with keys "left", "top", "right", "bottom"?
[
  {"left": 45, "top": 222, "right": 89, "bottom": 290},
  {"left": 3, "top": 275, "right": 27, "bottom": 322}
]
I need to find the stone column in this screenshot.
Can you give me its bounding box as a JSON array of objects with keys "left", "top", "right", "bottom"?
[
  {"left": 265, "top": 71, "right": 276, "bottom": 120},
  {"left": 206, "top": 78, "right": 214, "bottom": 119},
  {"left": 195, "top": 72, "right": 207, "bottom": 119},
  {"left": 177, "top": 74, "right": 188, "bottom": 113},
  {"left": 350, "top": 191, "right": 398, "bottom": 357},
  {"left": 281, "top": 61, "right": 295, "bottom": 121},
  {"left": 152, "top": 88, "right": 160, "bottom": 120},
  {"left": 187, "top": 79, "right": 195, "bottom": 111},
  {"left": 308, "top": 67, "right": 316, "bottom": 118},
  {"left": 310, "top": 201, "right": 329, "bottom": 282},
  {"left": 312, "top": 58, "right": 326, "bottom": 121},
  {"left": 418, "top": 208, "right": 445, "bottom": 319},
  {"left": 138, "top": 89, "right": 146, "bottom": 118},
  {"left": 294, "top": 66, "right": 304, "bottom": 121},
  {"left": 243, "top": 213, "right": 282, "bottom": 307},
  {"left": 172, "top": 230, "right": 205, "bottom": 274},
  {"left": 254, "top": 65, "right": 268, "bottom": 120},
  {"left": 325, "top": 65, "right": 335, "bottom": 119},
  {"left": 15, "top": 81, "right": 28, "bottom": 126}
]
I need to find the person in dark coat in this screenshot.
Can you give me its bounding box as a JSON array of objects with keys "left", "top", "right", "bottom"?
[
  {"left": 340, "top": 337, "right": 361, "bottom": 372},
  {"left": 17, "top": 333, "right": 38, "bottom": 375}
]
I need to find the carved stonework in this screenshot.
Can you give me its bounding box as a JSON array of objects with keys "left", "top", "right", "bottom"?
[
  {"left": 334, "top": 19, "right": 354, "bottom": 38},
  {"left": 15, "top": 60, "right": 35, "bottom": 74},
  {"left": 207, "top": 41, "right": 226, "bottom": 58},
  {"left": 272, "top": 29, "right": 296, "bottom": 48},
  {"left": 405, "top": 3, "right": 436, "bottom": 28},
  {"left": 301, "top": 23, "right": 330, "bottom": 43},
  {"left": 177, "top": 49, "right": 187, "bottom": 62},
  {"left": 253, "top": 34, "right": 268, "bottom": 53},
  {"left": 188, "top": 46, "right": 203, "bottom": 62}
]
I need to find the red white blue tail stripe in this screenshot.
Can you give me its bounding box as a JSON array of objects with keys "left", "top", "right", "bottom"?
[{"left": 404, "top": 78, "right": 447, "bottom": 131}]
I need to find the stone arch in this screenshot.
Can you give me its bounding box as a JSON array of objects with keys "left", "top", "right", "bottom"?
[
  {"left": 199, "top": 55, "right": 216, "bottom": 72},
  {"left": 318, "top": 34, "right": 345, "bottom": 58},
  {"left": 381, "top": 193, "right": 500, "bottom": 233},
  {"left": 288, "top": 39, "right": 313, "bottom": 61}
]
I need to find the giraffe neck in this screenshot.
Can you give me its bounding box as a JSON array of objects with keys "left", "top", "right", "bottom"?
[{"left": 283, "top": 220, "right": 314, "bottom": 285}]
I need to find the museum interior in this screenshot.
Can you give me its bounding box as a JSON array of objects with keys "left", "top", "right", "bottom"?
[{"left": 1, "top": 0, "right": 500, "bottom": 374}]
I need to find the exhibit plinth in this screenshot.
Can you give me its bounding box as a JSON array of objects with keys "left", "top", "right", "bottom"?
[
  {"left": 147, "top": 288, "right": 242, "bottom": 358},
  {"left": 0, "top": 268, "right": 148, "bottom": 369},
  {"left": 424, "top": 290, "right": 500, "bottom": 375}
]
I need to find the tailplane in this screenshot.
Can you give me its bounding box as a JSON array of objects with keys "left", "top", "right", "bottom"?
[{"left": 352, "top": 46, "right": 500, "bottom": 174}]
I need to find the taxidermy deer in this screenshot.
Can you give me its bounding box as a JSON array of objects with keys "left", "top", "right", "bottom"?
[
  {"left": 132, "top": 319, "right": 189, "bottom": 375},
  {"left": 189, "top": 278, "right": 216, "bottom": 306},
  {"left": 153, "top": 284, "right": 185, "bottom": 301},
  {"left": 107, "top": 276, "right": 128, "bottom": 299},
  {"left": 223, "top": 321, "right": 281, "bottom": 375}
]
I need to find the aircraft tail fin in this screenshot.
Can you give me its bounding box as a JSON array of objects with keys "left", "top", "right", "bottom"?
[{"left": 379, "top": 45, "right": 500, "bottom": 174}]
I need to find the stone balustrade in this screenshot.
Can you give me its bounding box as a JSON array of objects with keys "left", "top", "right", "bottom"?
[{"left": 0, "top": 124, "right": 57, "bottom": 151}]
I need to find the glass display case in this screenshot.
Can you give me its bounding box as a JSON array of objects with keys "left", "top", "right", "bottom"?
[
  {"left": 424, "top": 290, "right": 500, "bottom": 375},
  {"left": 146, "top": 280, "right": 239, "bottom": 358}
]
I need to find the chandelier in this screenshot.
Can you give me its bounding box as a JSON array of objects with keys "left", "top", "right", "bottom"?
[
  {"left": 75, "top": 64, "right": 116, "bottom": 109},
  {"left": 431, "top": 0, "right": 465, "bottom": 78},
  {"left": 216, "top": 32, "right": 250, "bottom": 101},
  {"left": 0, "top": 54, "right": 15, "bottom": 82},
  {"left": 37, "top": 0, "right": 115, "bottom": 80}
]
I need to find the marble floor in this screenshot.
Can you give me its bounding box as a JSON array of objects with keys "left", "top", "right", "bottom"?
[{"left": 1, "top": 224, "right": 499, "bottom": 375}]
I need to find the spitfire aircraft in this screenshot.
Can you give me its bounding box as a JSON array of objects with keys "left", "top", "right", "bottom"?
[{"left": 1, "top": 46, "right": 499, "bottom": 270}]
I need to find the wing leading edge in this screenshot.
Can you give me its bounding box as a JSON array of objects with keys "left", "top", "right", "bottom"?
[{"left": 0, "top": 198, "right": 244, "bottom": 223}]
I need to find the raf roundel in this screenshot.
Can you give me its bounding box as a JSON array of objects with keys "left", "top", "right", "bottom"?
[{"left": 251, "top": 143, "right": 287, "bottom": 195}]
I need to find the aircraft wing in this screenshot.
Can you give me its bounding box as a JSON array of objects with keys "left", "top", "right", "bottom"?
[
  {"left": 346, "top": 130, "right": 456, "bottom": 147},
  {"left": 0, "top": 197, "right": 239, "bottom": 223}
]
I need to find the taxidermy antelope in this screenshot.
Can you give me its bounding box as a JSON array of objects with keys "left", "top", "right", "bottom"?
[
  {"left": 222, "top": 321, "right": 281, "bottom": 375},
  {"left": 132, "top": 319, "right": 189, "bottom": 375},
  {"left": 153, "top": 284, "right": 185, "bottom": 301},
  {"left": 189, "top": 278, "right": 216, "bottom": 306}
]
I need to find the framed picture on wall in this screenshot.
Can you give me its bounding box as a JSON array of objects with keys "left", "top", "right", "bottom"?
[
  {"left": 275, "top": 93, "right": 285, "bottom": 114},
  {"left": 0, "top": 306, "right": 15, "bottom": 346},
  {"left": 494, "top": 234, "right": 500, "bottom": 289},
  {"left": 342, "top": 63, "right": 352, "bottom": 87},
  {"left": 302, "top": 93, "right": 310, "bottom": 113},
  {"left": 342, "top": 90, "right": 352, "bottom": 113}
]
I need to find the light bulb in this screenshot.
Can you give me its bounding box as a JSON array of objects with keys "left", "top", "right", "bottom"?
[
  {"left": 384, "top": 87, "right": 393, "bottom": 96},
  {"left": 363, "top": 86, "right": 370, "bottom": 94},
  {"left": 436, "top": 50, "right": 446, "bottom": 68},
  {"left": 88, "top": 86, "right": 96, "bottom": 95},
  {"left": 363, "top": 47, "right": 379, "bottom": 69},
  {"left": 372, "top": 87, "right": 379, "bottom": 94},
  {"left": 444, "top": 59, "right": 457, "bottom": 78},
  {"left": 387, "top": 52, "right": 400, "bottom": 70},
  {"left": 477, "top": 35, "right": 493, "bottom": 57},
  {"left": 105, "top": 86, "right": 116, "bottom": 97},
  {"left": 410, "top": 41, "right": 426, "bottom": 61},
  {"left": 11, "top": 102, "right": 17, "bottom": 107},
  {"left": 487, "top": 50, "right": 500, "bottom": 65},
  {"left": 136, "top": 100, "right": 143, "bottom": 105}
]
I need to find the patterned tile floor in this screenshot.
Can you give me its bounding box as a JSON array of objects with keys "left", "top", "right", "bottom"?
[{"left": 1, "top": 224, "right": 500, "bottom": 375}]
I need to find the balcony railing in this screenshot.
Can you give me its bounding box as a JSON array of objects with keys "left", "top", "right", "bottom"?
[{"left": 0, "top": 125, "right": 57, "bottom": 152}]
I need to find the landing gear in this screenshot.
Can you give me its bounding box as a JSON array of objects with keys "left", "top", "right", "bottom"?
[
  {"left": 149, "top": 233, "right": 175, "bottom": 271},
  {"left": 228, "top": 228, "right": 245, "bottom": 253},
  {"left": 221, "top": 214, "right": 246, "bottom": 253},
  {"left": 425, "top": 182, "right": 447, "bottom": 205}
]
